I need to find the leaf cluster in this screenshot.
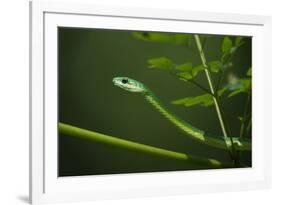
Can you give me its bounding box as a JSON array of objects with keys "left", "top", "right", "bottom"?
[
  {"left": 132, "top": 32, "right": 252, "bottom": 128},
  {"left": 132, "top": 32, "right": 252, "bottom": 161}
]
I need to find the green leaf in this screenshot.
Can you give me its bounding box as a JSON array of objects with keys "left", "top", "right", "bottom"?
[
  {"left": 226, "top": 78, "right": 251, "bottom": 97},
  {"left": 220, "top": 53, "right": 227, "bottom": 63},
  {"left": 208, "top": 61, "right": 222, "bottom": 72},
  {"left": 132, "top": 32, "right": 191, "bottom": 45},
  {"left": 147, "top": 58, "right": 205, "bottom": 80},
  {"left": 175, "top": 63, "right": 193, "bottom": 80},
  {"left": 176, "top": 63, "right": 205, "bottom": 80},
  {"left": 222, "top": 37, "right": 233, "bottom": 54},
  {"left": 147, "top": 57, "right": 203, "bottom": 78},
  {"left": 172, "top": 94, "right": 214, "bottom": 107},
  {"left": 177, "top": 72, "right": 193, "bottom": 80},
  {"left": 148, "top": 57, "right": 173, "bottom": 70},
  {"left": 177, "top": 62, "right": 193, "bottom": 72},
  {"left": 239, "top": 79, "right": 251, "bottom": 89},
  {"left": 246, "top": 67, "right": 252, "bottom": 76},
  {"left": 192, "top": 64, "right": 205, "bottom": 76},
  {"left": 220, "top": 37, "right": 243, "bottom": 65},
  {"left": 228, "top": 89, "right": 245, "bottom": 97},
  {"left": 172, "top": 87, "right": 226, "bottom": 108},
  {"left": 235, "top": 36, "right": 244, "bottom": 46}
]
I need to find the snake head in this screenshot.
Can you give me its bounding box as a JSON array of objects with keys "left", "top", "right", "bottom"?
[{"left": 113, "top": 77, "right": 148, "bottom": 93}]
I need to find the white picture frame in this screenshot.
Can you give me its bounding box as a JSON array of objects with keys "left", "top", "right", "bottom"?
[{"left": 30, "top": 1, "right": 272, "bottom": 204}]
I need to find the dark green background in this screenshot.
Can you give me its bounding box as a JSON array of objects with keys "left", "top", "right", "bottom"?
[{"left": 58, "top": 28, "right": 252, "bottom": 176}]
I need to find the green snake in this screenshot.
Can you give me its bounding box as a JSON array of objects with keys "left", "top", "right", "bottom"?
[{"left": 113, "top": 77, "right": 251, "bottom": 151}]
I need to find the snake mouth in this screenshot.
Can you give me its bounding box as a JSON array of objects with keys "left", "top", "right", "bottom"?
[
  {"left": 112, "top": 77, "right": 127, "bottom": 91},
  {"left": 112, "top": 78, "right": 118, "bottom": 85},
  {"left": 112, "top": 78, "right": 122, "bottom": 87}
]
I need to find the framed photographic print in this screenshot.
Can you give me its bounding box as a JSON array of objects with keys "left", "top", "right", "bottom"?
[{"left": 30, "top": 1, "right": 271, "bottom": 204}]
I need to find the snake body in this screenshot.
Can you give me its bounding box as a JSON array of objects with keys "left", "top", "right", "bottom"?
[{"left": 113, "top": 77, "right": 251, "bottom": 151}]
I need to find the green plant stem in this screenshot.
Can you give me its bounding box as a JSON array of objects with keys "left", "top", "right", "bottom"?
[
  {"left": 59, "top": 122, "right": 232, "bottom": 168},
  {"left": 246, "top": 119, "right": 252, "bottom": 136},
  {"left": 239, "top": 92, "right": 251, "bottom": 138},
  {"left": 194, "top": 34, "right": 236, "bottom": 158},
  {"left": 239, "top": 122, "right": 245, "bottom": 139}
]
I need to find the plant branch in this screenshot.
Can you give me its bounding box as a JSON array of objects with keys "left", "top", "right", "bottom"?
[
  {"left": 59, "top": 122, "right": 232, "bottom": 168},
  {"left": 194, "top": 34, "right": 236, "bottom": 158},
  {"left": 188, "top": 79, "right": 213, "bottom": 95},
  {"left": 178, "top": 76, "right": 214, "bottom": 96}
]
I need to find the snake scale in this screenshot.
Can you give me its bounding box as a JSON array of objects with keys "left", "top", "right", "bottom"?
[{"left": 113, "top": 77, "right": 251, "bottom": 151}]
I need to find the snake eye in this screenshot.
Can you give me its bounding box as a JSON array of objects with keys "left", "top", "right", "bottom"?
[{"left": 122, "top": 79, "right": 128, "bottom": 84}]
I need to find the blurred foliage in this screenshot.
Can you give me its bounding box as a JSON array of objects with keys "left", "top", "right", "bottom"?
[
  {"left": 132, "top": 32, "right": 192, "bottom": 45},
  {"left": 133, "top": 32, "right": 251, "bottom": 136},
  {"left": 147, "top": 56, "right": 204, "bottom": 80}
]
